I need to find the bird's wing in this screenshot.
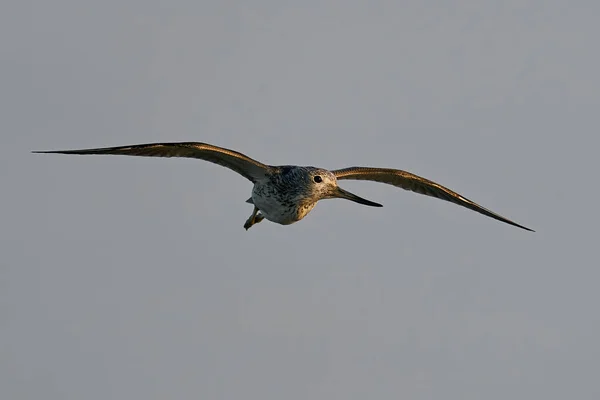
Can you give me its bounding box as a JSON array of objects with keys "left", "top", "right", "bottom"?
[
  {"left": 332, "top": 167, "right": 533, "bottom": 231},
  {"left": 33, "top": 142, "right": 272, "bottom": 182}
]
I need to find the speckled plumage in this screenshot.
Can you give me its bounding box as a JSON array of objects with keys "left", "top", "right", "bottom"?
[
  {"left": 250, "top": 166, "right": 331, "bottom": 225},
  {"left": 33, "top": 142, "right": 534, "bottom": 232}
]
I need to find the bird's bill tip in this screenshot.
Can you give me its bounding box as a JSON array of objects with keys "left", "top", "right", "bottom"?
[{"left": 333, "top": 187, "right": 383, "bottom": 207}]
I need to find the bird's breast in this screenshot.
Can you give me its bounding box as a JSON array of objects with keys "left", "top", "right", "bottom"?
[{"left": 251, "top": 181, "right": 316, "bottom": 225}]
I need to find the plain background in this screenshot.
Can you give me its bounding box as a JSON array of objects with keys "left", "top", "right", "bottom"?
[{"left": 2, "top": 1, "right": 599, "bottom": 399}]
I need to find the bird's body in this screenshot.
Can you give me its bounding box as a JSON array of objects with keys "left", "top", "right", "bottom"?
[
  {"left": 250, "top": 166, "right": 318, "bottom": 225},
  {"left": 33, "top": 142, "right": 534, "bottom": 232},
  {"left": 248, "top": 166, "right": 373, "bottom": 226}
]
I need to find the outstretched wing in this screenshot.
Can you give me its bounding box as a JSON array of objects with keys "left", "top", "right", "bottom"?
[
  {"left": 33, "top": 142, "right": 272, "bottom": 182},
  {"left": 333, "top": 167, "right": 534, "bottom": 231}
]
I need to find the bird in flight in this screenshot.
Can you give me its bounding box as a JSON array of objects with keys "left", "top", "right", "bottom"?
[{"left": 33, "top": 142, "right": 533, "bottom": 232}]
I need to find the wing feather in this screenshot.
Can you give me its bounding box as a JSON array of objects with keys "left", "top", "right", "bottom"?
[
  {"left": 33, "top": 142, "right": 271, "bottom": 182},
  {"left": 333, "top": 167, "right": 534, "bottom": 231}
]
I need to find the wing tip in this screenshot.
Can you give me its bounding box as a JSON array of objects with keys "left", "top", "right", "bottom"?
[
  {"left": 519, "top": 225, "right": 535, "bottom": 232},
  {"left": 499, "top": 218, "right": 535, "bottom": 232},
  {"left": 32, "top": 150, "right": 71, "bottom": 154}
]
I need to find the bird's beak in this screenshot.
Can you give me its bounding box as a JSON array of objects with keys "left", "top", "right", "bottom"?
[{"left": 332, "top": 186, "right": 383, "bottom": 207}]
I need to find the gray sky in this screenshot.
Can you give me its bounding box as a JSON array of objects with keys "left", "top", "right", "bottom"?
[{"left": 2, "top": 1, "right": 599, "bottom": 399}]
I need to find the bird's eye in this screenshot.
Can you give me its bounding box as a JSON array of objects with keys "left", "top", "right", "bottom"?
[{"left": 313, "top": 175, "right": 323, "bottom": 183}]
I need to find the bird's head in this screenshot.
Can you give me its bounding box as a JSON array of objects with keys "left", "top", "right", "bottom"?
[{"left": 305, "top": 168, "right": 383, "bottom": 207}]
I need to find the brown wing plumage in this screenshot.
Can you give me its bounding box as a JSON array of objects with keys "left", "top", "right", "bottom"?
[
  {"left": 33, "top": 142, "right": 272, "bottom": 182},
  {"left": 333, "top": 167, "right": 534, "bottom": 232}
]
